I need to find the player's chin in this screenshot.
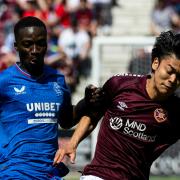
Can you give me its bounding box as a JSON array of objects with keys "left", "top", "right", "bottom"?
[
  {"left": 30, "top": 62, "right": 43, "bottom": 69},
  {"left": 160, "top": 87, "right": 174, "bottom": 96}
]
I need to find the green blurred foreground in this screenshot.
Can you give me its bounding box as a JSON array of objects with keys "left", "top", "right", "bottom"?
[{"left": 150, "top": 176, "right": 180, "bottom": 180}]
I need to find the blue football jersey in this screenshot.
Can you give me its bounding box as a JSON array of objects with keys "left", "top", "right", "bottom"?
[{"left": 0, "top": 63, "right": 71, "bottom": 179}]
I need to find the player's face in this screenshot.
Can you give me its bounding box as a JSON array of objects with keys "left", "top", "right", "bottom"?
[
  {"left": 14, "top": 26, "right": 47, "bottom": 76},
  {"left": 151, "top": 54, "right": 180, "bottom": 98}
]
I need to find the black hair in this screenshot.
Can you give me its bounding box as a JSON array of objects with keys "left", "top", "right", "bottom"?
[
  {"left": 151, "top": 30, "right": 180, "bottom": 63},
  {"left": 14, "top": 16, "right": 47, "bottom": 41}
]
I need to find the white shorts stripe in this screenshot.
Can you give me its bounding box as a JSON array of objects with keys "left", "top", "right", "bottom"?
[{"left": 80, "top": 175, "right": 104, "bottom": 180}]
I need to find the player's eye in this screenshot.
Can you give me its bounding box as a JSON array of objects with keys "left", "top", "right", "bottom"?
[
  {"left": 37, "top": 40, "right": 47, "bottom": 47},
  {"left": 166, "top": 67, "right": 173, "bottom": 74},
  {"left": 22, "top": 41, "right": 32, "bottom": 48}
]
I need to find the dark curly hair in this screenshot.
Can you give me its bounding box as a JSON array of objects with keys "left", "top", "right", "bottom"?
[{"left": 151, "top": 31, "right": 180, "bottom": 64}]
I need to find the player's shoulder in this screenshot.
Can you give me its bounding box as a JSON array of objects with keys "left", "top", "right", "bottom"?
[
  {"left": 44, "top": 65, "right": 68, "bottom": 89},
  {"left": 167, "top": 93, "right": 180, "bottom": 125},
  {"left": 103, "top": 73, "right": 146, "bottom": 97},
  {"left": 107, "top": 73, "right": 145, "bottom": 86},
  {"left": 0, "top": 65, "right": 16, "bottom": 92},
  {"left": 170, "top": 92, "right": 180, "bottom": 104},
  {"left": 44, "top": 65, "right": 64, "bottom": 78},
  {"left": 0, "top": 65, "right": 15, "bottom": 81},
  {"left": 112, "top": 73, "right": 144, "bottom": 79}
]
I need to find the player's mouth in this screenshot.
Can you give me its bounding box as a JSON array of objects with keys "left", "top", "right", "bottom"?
[
  {"left": 30, "top": 58, "right": 38, "bottom": 64},
  {"left": 162, "top": 84, "right": 175, "bottom": 92}
]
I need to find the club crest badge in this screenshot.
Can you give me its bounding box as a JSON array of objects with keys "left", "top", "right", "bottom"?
[
  {"left": 53, "top": 82, "right": 62, "bottom": 96},
  {"left": 154, "top": 108, "right": 168, "bottom": 123}
]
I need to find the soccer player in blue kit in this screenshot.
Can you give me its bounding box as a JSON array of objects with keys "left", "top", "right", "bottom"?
[
  {"left": 0, "top": 16, "right": 104, "bottom": 179},
  {"left": 54, "top": 31, "right": 180, "bottom": 180}
]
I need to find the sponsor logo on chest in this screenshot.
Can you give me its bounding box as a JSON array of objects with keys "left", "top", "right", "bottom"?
[
  {"left": 26, "top": 102, "right": 60, "bottom": 112},
  {"left": 26, "top": 102, "right": 60, "bottom": 124},
  {"left": 109, "top": 117, "right": 156, "bottom": 142}
]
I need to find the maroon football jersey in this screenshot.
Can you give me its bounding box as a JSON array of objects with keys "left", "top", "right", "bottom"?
[{"left": 83, "top": 74, "right": 180, "bottom": 180}]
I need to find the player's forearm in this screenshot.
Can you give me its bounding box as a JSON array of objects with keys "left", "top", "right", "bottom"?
[
  {"left": 69, "top": 116, "right": 97, "bottom": 149},
  {"left": 72, "top": 99, "right": 88, "bottom": 126},
  {"left": 53, "top": 116, "right": 96, "bottom": 165}
]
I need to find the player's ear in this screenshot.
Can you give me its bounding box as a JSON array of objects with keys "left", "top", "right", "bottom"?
[
  {"left": 14, "top": 42, "right": 18, "bottom": 51},
  {"left": 152, "top": 57, "right": 159, "bottom": 71}
]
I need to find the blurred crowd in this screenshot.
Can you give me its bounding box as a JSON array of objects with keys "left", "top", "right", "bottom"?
[
  {"left": 0, "top": 0, "right": 116, "bottom": 92},
  {"left": 150, "top": 0, "right": 180, "bottom": 36},
  {"left": 1, "top": 0, "right": 180, "bottom": 93},
  {"left": 128, "top": 0, "right": 180, "bottom": 76}
]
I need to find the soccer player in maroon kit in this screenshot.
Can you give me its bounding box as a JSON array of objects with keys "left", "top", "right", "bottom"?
[{"left": 54, "top": 30, "right": 180, "bottom": 180}]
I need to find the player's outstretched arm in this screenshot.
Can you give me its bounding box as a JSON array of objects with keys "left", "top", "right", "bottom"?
[{"left": 53, "top": 115, "right": 98, "bottom": 165}]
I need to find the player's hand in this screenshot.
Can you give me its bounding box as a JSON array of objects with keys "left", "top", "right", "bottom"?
[
  {"left": 53, "top": 142, "right": 76, "bottom": 165},
  {"left": 85, "top": 84, "right": 106, "bottom": 108}
]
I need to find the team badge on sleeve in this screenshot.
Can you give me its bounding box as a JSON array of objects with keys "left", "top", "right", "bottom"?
[{"left": 154, "top": 108, "right": 168, "bottom": 123}]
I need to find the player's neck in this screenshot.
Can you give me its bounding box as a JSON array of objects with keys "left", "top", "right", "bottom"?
[
  {"left": 18, "top": 62, "right": 44, "bottom": 78},
  {"left": 146, "top": 76, "right": 168, "bottom": 101}
]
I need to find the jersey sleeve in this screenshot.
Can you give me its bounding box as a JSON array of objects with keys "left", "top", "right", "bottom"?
[
  {"left": 0, "top": 71, "right": 8, "bottom": 102},
  {"left": 103, "top": 74, "right": 126, "bottom": 100},
  {"left": 57, "top": 75, "right": 73, "bottom": 128}
]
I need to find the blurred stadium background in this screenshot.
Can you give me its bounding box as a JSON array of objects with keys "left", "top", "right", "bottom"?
[{"left": 0, "top": 0, "right": 180, "bottom": 179}]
